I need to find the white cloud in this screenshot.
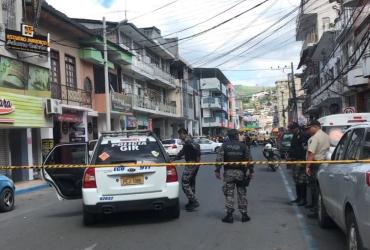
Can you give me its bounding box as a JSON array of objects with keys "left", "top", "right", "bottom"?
[{"left": 46, "top": 0, "right": 302, "bottom": 86}]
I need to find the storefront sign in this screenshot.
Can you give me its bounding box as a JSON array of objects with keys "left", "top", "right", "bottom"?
[
  {"left": 5, "top": 28, "right": 49, "bottom": 54},
  {"left": 0, "top": 92, "right": 50, "bottom": 127},
  {"left": 57, "top": 113, "right": 82, "bottom": 123},
  {"left": 0, "top": 98, "right": 15, "bottom": 115},
  {"left": 111, "top": 93, "right": 132, "bottom": 114},
  {"left": 343, "top": 107, "right": 356, "bottom": 113}
]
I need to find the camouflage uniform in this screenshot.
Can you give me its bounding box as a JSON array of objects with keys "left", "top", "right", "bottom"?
[
  {"left": 175, "top": 135, "right": 201, "bottom": 203},
  {"left": 216, "top": 141, "right": 253, "bottom": 214},
  {"left": 289, "top": 131, "right": 308, "bottom": 185}
]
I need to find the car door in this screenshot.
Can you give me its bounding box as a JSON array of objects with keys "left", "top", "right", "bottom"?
[
  {"left": 320, "top": 130, "right": 351, "bottom": 214},
  {"left": 197, "top": 138, "right": 209, "bottom": 152},
  {"left": 42, "top": 143, "right": 88, "bottom": 199},
  {"left": 333, "top": 128, "right": 365, "bottom": 226}
]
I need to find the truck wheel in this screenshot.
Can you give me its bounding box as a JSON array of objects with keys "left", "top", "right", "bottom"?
[
  {"left": 318, "top": 191, "right": 334, "bottom": 228},
  {"left": 0, "top": 188, "right": 15, "bottom": 212},
  {"left": 346, "top": 211, "right": 364, "bottom": 250},
  {"left": 83, "top": 209, "right": 97, "bottom": 226}
]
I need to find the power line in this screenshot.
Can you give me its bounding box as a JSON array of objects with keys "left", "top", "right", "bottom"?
[
  {"left": 312, "top": 25, "right": 370, "bottom": 99},
  {"left": 129, "top": 0, "right": 180, "bottom": 21}
]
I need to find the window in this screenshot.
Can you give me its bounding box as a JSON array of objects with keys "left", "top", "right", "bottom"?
[
  {"left": 344, "top": 129, "right": 365, "bottom": 160},
  {"left": 360, "top": 130, "right": 370, "bottom": 159},
  {"left": 121, "top": 34, "right": 132, "bottom": 49},
  {"left": 333, "top": 131, "right": 351, "bottom": 160},
  {"left": 84, "top": 77, "right": 92, "bottom": 92},
  {"left": 2, "top": 0, "right": 16, "bottom": 29},
  {"left": 50, "top": 50, "right": 60, "bottom": 85},
  {"left": 188, "top": 94, "right": 193, "bottom": 108},
  {"left": 65, "top": 55, "right": 77, "bottom": 88}
]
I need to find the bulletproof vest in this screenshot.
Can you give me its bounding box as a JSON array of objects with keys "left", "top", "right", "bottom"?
[{"left": 223, "top": 141, "right": 247, "bottom": 162}]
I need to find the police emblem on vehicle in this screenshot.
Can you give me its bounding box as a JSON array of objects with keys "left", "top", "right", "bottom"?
[{"left": 127, "top": 168, "right": 136, "bottom": 172}]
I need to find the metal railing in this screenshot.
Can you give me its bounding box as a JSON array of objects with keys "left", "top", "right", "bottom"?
[
  {"left": 132, "top": 95, "right": 177, "bottom": 115},
  {"left": 51, "top": 83, "right": 92, "bottom": 107},
  {"left": 152, "top": 67, "right": 176, "bottom": 87}
]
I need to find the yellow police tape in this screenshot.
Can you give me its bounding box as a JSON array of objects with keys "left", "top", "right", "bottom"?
[{"left": 0, "top": 159, "right": 369, "bottom": 170}]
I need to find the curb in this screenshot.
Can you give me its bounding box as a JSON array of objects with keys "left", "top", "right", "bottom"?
[{"left": 15, "top": 183, "right": 51, "bottom": 196}]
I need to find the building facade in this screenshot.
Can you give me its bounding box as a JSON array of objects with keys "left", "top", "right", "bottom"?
[
  {"left": 0, "top": 0, "right": 53, "bottom": 181},
  {"left": 194, "top": 68, "right": 230, "bottom": 136}
]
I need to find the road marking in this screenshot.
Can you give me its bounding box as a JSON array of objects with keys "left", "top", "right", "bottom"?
[
  {"left": 84, "top": 243, "right": 97, "bottom": 250},
  {"left": 279, "top": 168, "right": 319, "bottom": 250}
]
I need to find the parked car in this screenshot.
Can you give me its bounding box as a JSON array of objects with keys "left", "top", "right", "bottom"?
[
  {"left": 162, "top": 139, "right": 183, "bottom": 157},
  {"left": 0, "top": 174, "right": 15, "bottom": 212},
  {"left": 42, "top": 131, "right": 180, "bottom": 225},
  {"left": 317, "top": 124, "right": 370, "bottom": 250},
  {"left": 278, "top": 132, "right": 293, "bottom": 158},
  {"left": 194, "top": 138, "right": 222, "bottom": 154},
  {"left": 318, "top": 113, "right": 370, "bottom": 160}
]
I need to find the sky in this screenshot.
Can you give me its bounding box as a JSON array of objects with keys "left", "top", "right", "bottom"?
[{"left": 46, "top": 0, "right": 302, "bottom": 87}]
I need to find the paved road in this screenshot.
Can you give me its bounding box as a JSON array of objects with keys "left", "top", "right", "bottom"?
[{"left": 0, "top": 146, "right": 346, "bottom": 250}]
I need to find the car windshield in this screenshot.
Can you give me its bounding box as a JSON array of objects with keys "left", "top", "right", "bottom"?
[
  {"left": 162, "top": 139, "right": 175, "bottom": 145},
  {"left": 94, "top": 136, "right": 165, "bottom": 164},
  {"left": 322, "top": 126, "right": 348, "bottom": 147}
]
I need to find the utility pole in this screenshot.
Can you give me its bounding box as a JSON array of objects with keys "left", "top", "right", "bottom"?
[
  {"left": 291, "top": 62, "right": 298, "bottom": 122},
  {"left": 281, "top": 91, "right": 286, "bottom": 128},
  {"left": 103, "top": 17, "right": 111, "bottom": 131}
]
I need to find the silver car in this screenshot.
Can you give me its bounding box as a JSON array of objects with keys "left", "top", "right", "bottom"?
[{"left": 317, "top": 124, "right": 370, "bottom": 250}]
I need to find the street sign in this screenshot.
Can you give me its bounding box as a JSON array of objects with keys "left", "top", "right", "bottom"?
[
  {"left": 5, "top": 28, "right": 49, "bottom": 54},
  {"left": 343, "top": 107, "right": 356, "bottom": 113}
]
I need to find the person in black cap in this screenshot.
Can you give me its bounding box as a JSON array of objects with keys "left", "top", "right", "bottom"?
[
  {"left": 174, "top": 128, "right": 201, "bottom": 211},
  {"left": 303, "top": 120, "right": 330, "bottom": 218},
  {"left": 288, "top": 122, "right": 308, "bottom": 206},
  {"left": 215, "top": 129, "right": 254, "bottom": 223}
]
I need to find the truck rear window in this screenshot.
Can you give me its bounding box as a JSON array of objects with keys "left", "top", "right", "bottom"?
[{"left": 93, "top": 136, "right": 165, "bottom": 164}]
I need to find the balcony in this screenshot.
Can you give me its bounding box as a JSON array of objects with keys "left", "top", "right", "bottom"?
[
  {"left": 302, "top": 32, "right": 318, "bottom": 53},
  {"left": 335, "top": 7, "right": 356, "bottom": 41},
  {"left": 202, "top": 117, "right": 228, "bottom": 128},
  {"left": 132, "top": 95, "right": 177, "bottom": 117},
  {"left": 347, "top": 64, "right": 368, "bottom": 86},
  {"left": 152, "top": 67, "right": 176, "bottom": 89},
  {"left": 51, "top": 83, "right": 92, "bottom": 108},
  {"left": 200, "top": 78, "right": 221, "bottom": 91},
  {"left": 201, "top": 97, "right": 227, "bottom": 111},
  {"left": 124, "top": 57, "right": 155, "bottom": 80},
  {"left": 94, "top": 92, "right": 133, "bottom": 114}
]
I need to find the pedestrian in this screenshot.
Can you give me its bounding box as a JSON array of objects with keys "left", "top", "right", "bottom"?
[
  {"left": 215, "top": 129, "right": 254, "bottom": 223},
  {"left": 287, "top": 122, "right": 308, "bottom": 206},
  {"left": 174, "top": 128, "right": 201, "bottom": 211},
  {"left": 303, "top": 120, "right": 330, "bottom": 218}
]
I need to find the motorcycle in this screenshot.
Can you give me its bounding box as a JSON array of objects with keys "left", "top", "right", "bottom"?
[{"left": 263, "top": 143, "right": 281, "bottom": 171}]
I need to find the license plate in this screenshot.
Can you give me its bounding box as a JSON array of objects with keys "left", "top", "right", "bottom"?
[{"left": 121, "top": 175, "right": 144, "bottom": 186}]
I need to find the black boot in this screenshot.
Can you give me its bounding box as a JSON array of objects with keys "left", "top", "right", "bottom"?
[
  {"left": 290, "top": 185, "right": 301, "bottom": 204},
  {"left": 185, "top": 200, "right": 199, "bottom": 211},
  {"left": 222, "top": 213, "right": 234, "bottom": 223},
  {"left": 298, "top": 184, "right": 307, "bottom": 206},
  {"left": 241, "top": 213, "right": 251, "bottom": 222}
]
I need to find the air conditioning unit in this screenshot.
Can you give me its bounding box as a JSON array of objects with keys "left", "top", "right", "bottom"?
[{"left": 46, "top": 99, "right": 62, "bottom": 115}]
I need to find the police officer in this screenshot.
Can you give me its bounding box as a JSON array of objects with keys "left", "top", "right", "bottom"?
[
  {"left": 174, "top": 128, "right": 201, "bottom": 211},
  {"left": 288, "top": 122, "right": 308, "bottom": 206},
  {"left": 304, "top": 120, "right": 330, "bottom": 218},
  {"left": 215, "top": 129, "right": 254, "bottom": 223}
]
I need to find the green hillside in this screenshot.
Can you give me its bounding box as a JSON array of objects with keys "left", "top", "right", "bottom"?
[{"left": 234, "top": 85, "right": 274, "bottom": 97}]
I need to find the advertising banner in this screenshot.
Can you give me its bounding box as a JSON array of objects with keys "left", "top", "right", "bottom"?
[
  {"left": 0, "top": 92, "right": 50, "bottom": 128},
  {"left": 0, "top": 56, "right": 50, "bottom": 97}
]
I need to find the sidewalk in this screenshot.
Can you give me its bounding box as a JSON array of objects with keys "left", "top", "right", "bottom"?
[{"left": 15, "top": 179, "right": 50, "bottom": 195}]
